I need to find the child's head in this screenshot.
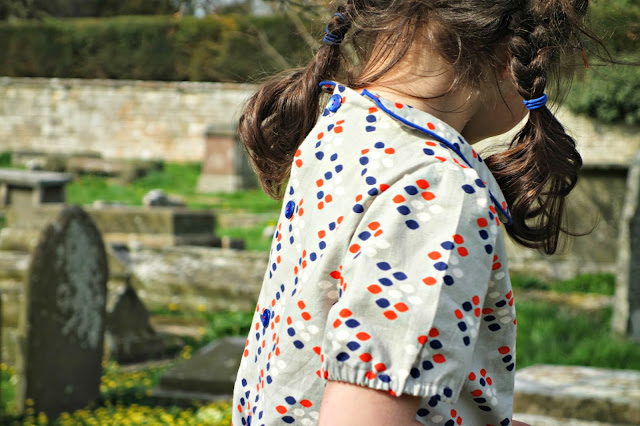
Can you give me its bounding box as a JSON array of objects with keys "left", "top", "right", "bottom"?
[{"left": 240, "top": 0, "right": 599, "bottom": 254}]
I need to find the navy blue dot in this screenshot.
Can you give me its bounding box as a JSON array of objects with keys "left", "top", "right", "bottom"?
[
  {"left": 429, "top": 340, "right": 442, "bottom": 350},
  {"left": 410, "top": 368, "right": 421, "bottom": 378},
  {"left": 329, "top": 222, "right": 336, "bottom": 231},
  {"left": 379, "top": 278, "right": 393, "bottom": 286},
  {"left": 496, "top": 300, "right": 507, "bottom": 307},
  {"left": 289, "top": 236, "right": 294, "bottom": 244},
  {"left": 242, "top": 379, "right": 247, "bottom": 386},
  {"left": 445, "top": 420, "right": 455, "bottom": 426},
  {"left": 474, "top": 397, "right": 487, "bottom": 404},
  {"left": 458, "top": 322, "right": 467, "bottom": 332},
  {"left": 289, "top": 186, "right": 294, "bottom": 195},
  {"left": 406, "top": 220, "right": 419, "bottom": 229},
  {"left": 359, "top": 231, "right": 371, "bottom": 240},
  {"left": 360, "top": 157, "right": 369, "bottom": 165},
  {"left": 422, "top": 360, "right": 433, "bottom": 370},
  {"left": 319, "top": 241, "right": 327, "bottom": 250},
  {"left": 336, "top": 352, "right": 350, "bottom": 361},
  {"left": 310, "top": 252, "right": 317, "bottom": 261},
  {"left": 393, "top": 272, "right": 407, "bottom": 280},
  {"left": 317, "top": 191, "right": 324, "bottom": 199},
  {"left": 366, "top": 176, "right": 377, "bottom": 185},
  {"left": 485, "top": 244, "right": 494, "bottom": 254},
  {"left": 327, "top": 124, "right": 334, "bottom": 131},
  {"left": 441, "top": 241, "right": 455, "bottom": 250},
  {"left": 484, "top": 315, "right": 496, "bottom": 322},
  {"left": 462, "top": 184, "right": 475, "bottom": 194},
  {"left": 335, "top": 164, "right": 343, "bottom": 173},
  {"left": 287, "top": 327, "right": 295, "bottom": 336},
  {"left": 479, "top": 230, "right": 489, "bottom": 240},
  {"left": 315, "top": 152, "right": 324, "bottom": 160},
  {"left": 480, "top": 378, "right": 486, "bottom": 386},
  {"left": 325, "top": 171, "right": 333, "bottom": 179},
  {"left": 489, "top": 324, "right": 502, "bottom": 331},
  {"left": 276, "top": 243, "right": 282, "bottom": 251},
  {"left": 315, "top": 141, "right": 321, "bottom": 148},
  {"left": 368, "top": 188, "right": 379, "bottom": 196},
  {"left": 377, "top": 262, "right": 392, "bottom": 270},
  {"left": 417, "top": 408, "right": 429, "bottom": 416},
  {"left": 479, "top": 406, "right": 492, "bottom": 412},
  {"left": 282, "top": 416, "right": 295, "bottom": 424},
  {"left": 293, "top": 340, "right": 304, "bottom": 349},
  {"left": 345, "top": 319, "right": 360, "bottom": 328},
  {"left": 463, "top": 336, "right": 471, "bottom": 346},
  {"left": 347, "top": 341, "right": 361, "bottom": 351},
  {"left": 475, "top": 179, "right": 486, "bottom": 188},
  {"left": 361, "top": 168, "right": 367, "bottom": 176},
  {"left": 353, "top": 204, "right": 364, "bottom": 213},
  {"left": 378, "top": 374, "right": 391, "bottom": 383},
  {"left": 285, "top": 396, "right": 296, "bottom": 405},
  {"left": 503, "top": 355, "right": 513, "bottom": 363},
  {"left": 462, "top": 302, "right": 473, "bottom": 311},
  {"left": 444, "top": 275, "right": 454, "bottom": 286},
  {"left": 330, "top": 153, "right": 338, "bottom": 161},
  {"left": 366, "top": 126, "right": 376, "bottom": 132},
  {"left": 367, "top": 115, "right": 378, "bottom": 123},
  {"left": 507, "top": 363, "right": 515, "bottom": 371},
  {"left": 444, "top": 387, "right": 453, "bottom": 398},
  {"left": 397, "top": 206, "right": 411, "bottom": 215},
  {"left": 424, "top": 148, "right": 435, "bottom": 155},
  {"left": 434, "top": 262, "right": 448, "bottom": 271},
  {"left": 405, "top": 185, "right": 418, "bottom": 195},
  {"left": 374, "top": 141, "right": 385, "bottom": 148},
  {"left": 376, "top": 298, "right": 390, "bottom": 308},
  {"left": 501, "top": 419, "right": 511, "bottom": 426}
]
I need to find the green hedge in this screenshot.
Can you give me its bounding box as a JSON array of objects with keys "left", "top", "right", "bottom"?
[{"left": 0, "top": 14, "right": 314, "bottom": 82}]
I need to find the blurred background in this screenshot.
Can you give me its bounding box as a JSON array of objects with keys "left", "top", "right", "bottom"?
[{"left": 0, "top": 0, "right": 638, "bottom": 424}]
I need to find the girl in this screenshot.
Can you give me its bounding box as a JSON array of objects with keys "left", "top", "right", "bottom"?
[{"left": 233, "top": 1, "right": 596, "bottom": 424}]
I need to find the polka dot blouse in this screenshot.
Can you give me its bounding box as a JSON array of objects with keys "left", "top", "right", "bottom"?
[{"left": 232, "top": 82, "right": 517, "bottom": 426}]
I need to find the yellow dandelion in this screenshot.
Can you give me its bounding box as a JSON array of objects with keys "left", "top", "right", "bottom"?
[
  {"left": 196, "top": 304, "right": 206, "bottom": 312},
  {"left": 168, "top": 302, "right": 178, "bottom": 311}
]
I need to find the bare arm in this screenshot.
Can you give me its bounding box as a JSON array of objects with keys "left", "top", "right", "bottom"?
[{"left": 318, "top": 380, "right": 422, "bottom": 426}]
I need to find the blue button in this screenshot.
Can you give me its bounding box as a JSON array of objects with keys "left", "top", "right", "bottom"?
[
  {"left": 327, "top": 94, "right": 342, "bottom": 113},
  {"left": 285, "top": 200, "right": 296, "bottom": 219},
  {"left": 261, "top": 309, "right": 271, "bottom": 328}
]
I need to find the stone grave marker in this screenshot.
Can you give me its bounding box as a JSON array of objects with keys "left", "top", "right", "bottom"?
[
  {"left": 153, "top": 336, "right": 245, "bottom": 403},
  {"left": 613, "top": 151, "right": 640, "bottom": 341},
  {"left": 16, "top": 205, "right": 108, "bottom": 418},
  {"left": 105, "top": 282, "right": 165, "bottom": 364}
]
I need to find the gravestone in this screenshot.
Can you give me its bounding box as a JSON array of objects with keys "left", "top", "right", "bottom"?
[
  {"left": 16, "top": 205, "right": 108, "bottom": 418},
  {"left": 612, "top": 151, "right": 640, "bottom": 341},
  {"left": 105, "top": 282, "right": 165, "bottom": 364},
  {"left": 196, "top": 124, "right": 257, "bottom": 193},
  {"left": 153, "top": 336, "right": 245, "bottom": 403},
  {"left": 0, "top": 168, "right": 73, "bottom": 208}
]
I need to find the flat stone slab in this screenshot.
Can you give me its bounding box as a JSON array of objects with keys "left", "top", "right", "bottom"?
[
  {"left": 514, "top": 365, "right": 640, "bottom": 424},
  {"left": 0, "top": 168, "right": 73, "bottom": 186}
]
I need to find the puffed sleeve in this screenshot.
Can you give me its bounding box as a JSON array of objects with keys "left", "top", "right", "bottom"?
[{"left": 320, "top": 161, "right": 500, "bottom": 402}]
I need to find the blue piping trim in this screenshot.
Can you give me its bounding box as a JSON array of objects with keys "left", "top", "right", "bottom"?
[{"left": 361, "top": 89, "right": 512, "bottom": 225}]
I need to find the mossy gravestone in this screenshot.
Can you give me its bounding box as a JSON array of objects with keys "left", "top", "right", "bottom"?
[{"left": 16, "top": 206, "right": 108, "bottom": 418}]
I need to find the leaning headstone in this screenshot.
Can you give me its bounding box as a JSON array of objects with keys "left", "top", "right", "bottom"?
[
  {"left": 613, "top": 151, "right": 640, "bottom": 341},
  {"left": 16, "top": 205, "right": 108, "bottom": 418},
  {"left": 514, "top": 365, "right": 640, "bottom": 424},
  {"left": 105, "top": 282, "right": 166, "bottom": 364},
  {"left": 152, "top": 336, "right": 245, "bottom": 403}
]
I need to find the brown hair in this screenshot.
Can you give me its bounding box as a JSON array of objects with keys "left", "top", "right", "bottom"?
[{"left": 239, "top": 0, "right": 602, "bottom": 255}]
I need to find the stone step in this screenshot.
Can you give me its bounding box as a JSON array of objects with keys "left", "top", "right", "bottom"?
[
  {"left": 514, "top": 365, "right": 640, "bottom": 425},
  {"left": 513, "top": 413, "right": 621, "bottom": 426}
]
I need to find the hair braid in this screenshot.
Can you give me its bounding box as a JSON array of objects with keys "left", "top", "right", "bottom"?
[
  {"left": 238, "top": 6, "right": 352, "bottom": 198},
  {"left": 484, "top": 1, "right": 586, "bottom": 254}
]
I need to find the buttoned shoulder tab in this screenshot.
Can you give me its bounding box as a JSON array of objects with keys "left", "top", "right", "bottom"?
[{"left": 360, "top": 88, "right": 512, "bottom": 226}]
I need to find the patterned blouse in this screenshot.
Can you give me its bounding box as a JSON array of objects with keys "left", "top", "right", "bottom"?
[{"left": 232, "top": 81, "right": 517, "bottom": 426}]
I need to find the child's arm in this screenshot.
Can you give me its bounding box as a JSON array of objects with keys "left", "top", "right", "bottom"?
[{"left": 318, "top": 380, "right": 422, "bottom": 425}]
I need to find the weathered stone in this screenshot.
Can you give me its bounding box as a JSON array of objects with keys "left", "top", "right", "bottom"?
[
  {"left": 127, "top": 246, "right": 266, "bottom": 313},
  {"left": 0, "top": 168, "right": 73, "bottom": 208},
  {"left": 105, "top": 283, "right": 165, "bottom": 364},
  {"left": 613, "top": 151, "right": 640, "bottom": 341},
  {"left": 196, "top": 124, "right": 257, "bottom": 193},
  {"left": 153, "top": 337, "right": 245, "bottom": 402},
  {"left": 16, "top": 205, "right": 108, "bottom": 418},
  {"left": 142, "top": 189, "right": 186, "bottom": 207},
  {"left": 514, "top": 365, "right": 640, "bottom": 425},
  {"left": 4, "top": 205, "right": 221, "bottom": 249}
]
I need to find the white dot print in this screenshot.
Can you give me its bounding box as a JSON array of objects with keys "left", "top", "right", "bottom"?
[
  {"left": 335, "top": 186, "right": 345, "bottom": 195},
  {"left": 375, "top": 239, "right": 391, "bottom": 249},
  {"left": 417, "top": 212, "right": 431, "bottom": 222},
  {"left": 382, "top": 158, "right": 394, "bottom": 168},
  {"left": 453, "top": 268, "right": 464, "bottom": 278},
  {"left": 431, "top": 415, "right": 444, "bottom": 423},
  {"left": 494, "top": 271, "right": 506, "bottom": 280},
  {"left": 388, "top": 289, "right": 403, "bottom": 299},
  {"left": 429, "top": 205, "right": 444, "bottom": 214},
  {"left": 317, "top": 280, "right": 332, "bottom": 289},
  {"left": 411, "top": 200, "right": 425, "bottom": 210},
  {"left": 364, "top": 247, "right": 378, "bottom": 257}
]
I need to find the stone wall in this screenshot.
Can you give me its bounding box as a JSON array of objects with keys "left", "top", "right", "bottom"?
[{"left": 0, "top": 77, "right": 255, "bottom": 162}]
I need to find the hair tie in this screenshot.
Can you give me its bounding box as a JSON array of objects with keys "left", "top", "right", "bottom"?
[
  {"left": 323, "top": 13, "right": 350, "bottom": 45},
  {"left": 523, "top": 94, "right": 548, "bottom": 111}
]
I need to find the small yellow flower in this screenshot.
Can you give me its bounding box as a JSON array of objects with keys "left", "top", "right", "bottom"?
[
  {"left": 26, "top": 398, "right": 34, "bottom": 406},
  {"left": 196, "top": 304, "right": 206, "bottom": 312},
  {"left": 0, "top": 363, "right": 7, "bottom": 371},
  {"left": 168, "top": 302, "right": 178, "bottom": 311}
]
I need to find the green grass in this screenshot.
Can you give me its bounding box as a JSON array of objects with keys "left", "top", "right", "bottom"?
[
  {"left": 511, "top": 272, "right": 616, "bottom": 295},
  {"left": 516, "top": 303, "right": 640, "bottom": 369}
]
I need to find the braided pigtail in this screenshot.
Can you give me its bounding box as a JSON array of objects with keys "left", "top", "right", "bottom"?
[
  {"left": 485, "top": 0, "right": 588, "bottom": 254},
  {"left": 238, "top": 7, "right": 352, "bottom": 199}
]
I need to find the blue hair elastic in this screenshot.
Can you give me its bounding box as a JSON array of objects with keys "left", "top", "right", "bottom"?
[
  {"left": 523, "top": 94, "right": 548, "bottom": 111},
  {"left": 323, "top": 13, "right": 350, "bottom": 45}
]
